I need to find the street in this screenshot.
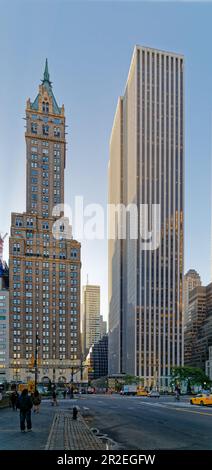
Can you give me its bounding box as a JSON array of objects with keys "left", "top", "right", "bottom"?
[
  {"left": 79, "top": 394, "right": 212, "bottom": 450},
  {"left": 0, "top": 394, "right": 212, "bottom": 450}
]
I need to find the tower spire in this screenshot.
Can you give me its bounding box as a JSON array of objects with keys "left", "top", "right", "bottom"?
[{"left": 42, "top": 58, "right": 51, "bottom": 86}]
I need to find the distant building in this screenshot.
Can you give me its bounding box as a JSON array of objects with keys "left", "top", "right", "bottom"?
[
  {"left": 184, "top": 283, "right": 212, "bottom": 371},
  {"left": 184, "top": 286, "right": 206, "bottom": 365},
  {"left": 0, "top": 261, "right": 9, "bottom": 382},
  {"left": 82, "top": 285, "right": 101, "bottom": 357},
  {"left": 100, "top": 315, "right": 107, "bottom": 338},
  {"left": 86, "top": 335, "right": 108, "bottom": 381},
  {"left": 184, "top": 270, "right": 201, "bottom": 326},
  {"left": 205, "top": 346, "right": 212, "bottom": 380}
]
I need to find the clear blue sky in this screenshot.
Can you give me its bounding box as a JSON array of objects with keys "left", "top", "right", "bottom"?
[{"left": 0, "top": 1, "right": 211, "bottom": 320}]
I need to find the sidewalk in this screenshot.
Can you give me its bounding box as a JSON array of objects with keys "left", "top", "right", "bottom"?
[
  {"left": 46, "top": 411, "right": 105, "bottom": 450},
  {"left": 0, "top": 401, "right": 104, "bottom": 450},
  {"left": 0, "top": 401, "right": 55, "bottom": 449}
]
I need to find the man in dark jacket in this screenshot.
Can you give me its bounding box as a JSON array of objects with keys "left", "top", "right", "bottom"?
[{"left": 17, "top": 389, "right": 33, "bottom": 432}]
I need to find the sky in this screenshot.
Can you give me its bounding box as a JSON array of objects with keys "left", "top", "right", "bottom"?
[{"left": 0, "top": 0, "right": 212, "bottom": 321}]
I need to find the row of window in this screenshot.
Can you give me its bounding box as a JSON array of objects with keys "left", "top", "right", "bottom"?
[
  {"left": 31, "top": 110, "right": 62, "bottom": 124},
  {"left": 13, "top": 245, "right": 79, "bottom": 258},
  {"left": 31, "top": 140, "right": 60, "bottom": 148},
  {"left": 31, "top": 123, "right": 61, "bottom": 137},
  {"left": 31, "top": 147, "right": 60, "bottom": 157}
]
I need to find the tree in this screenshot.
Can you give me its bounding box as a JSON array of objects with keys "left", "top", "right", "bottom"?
[
  {"left": 124, "top": 375, "right": 144, "bottom": 385},
  {"left": 171, "top": 366, "right": 211, "bottom": 391}
]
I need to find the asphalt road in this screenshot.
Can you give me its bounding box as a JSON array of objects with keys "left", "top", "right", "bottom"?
[
  {"left": 0, "top": 394, "right": 212, "bottom": 450},
  {"left": 75, "top": 394, "right": 212, "bottom": 450}
]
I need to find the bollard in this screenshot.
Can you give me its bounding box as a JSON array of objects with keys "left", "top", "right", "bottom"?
[{"left": 73, "top": 406, "right": 78, "bottom": 420}]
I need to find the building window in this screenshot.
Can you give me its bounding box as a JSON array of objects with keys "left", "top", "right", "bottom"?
[
  {"left": 26, "top": 218, "right": 34, "bottom": 227},
  {"left": 31, "top": 122, "right": 37, "bottom": 134},
  {"left": 54, "top": 127, "right": 60, "bottom": 137},
  {"left": 15, "top": 218, "right": 23, "bottom": 227},
  {"left": 42, "top": 125, "right": 49, "bottom": 136},
  {"left": 42, "top": 101, "right": 49, "bottom": 113},
  {"left": 13, "top": 243, "right": 20, "bottom": 253},
  {"left": 71, "top": 249, "right": 78, "bottom": 259}
]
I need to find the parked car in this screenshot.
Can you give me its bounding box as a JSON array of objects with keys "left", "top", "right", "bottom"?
[
  {"left": 190, "top": 394, "right": 212, "bottom": 406},
  {"left": 148, "top": 390, "right": 160, "bottom": 398}
]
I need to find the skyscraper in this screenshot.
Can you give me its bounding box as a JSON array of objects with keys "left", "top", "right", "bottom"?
[
  {"left": 9, "top": 61, "right": 81, "bottom": 384},
  {"left": 184, "top": 269, "right": 201, "bottom": 326},
  {"left": 82, "top": 285, "right": 100, "bottom": 357},
  {"left": 100, "top": 315, "right": 107, "bottom": 338},
  {"left": 184, "top": 282, "right": 212, "bottom": 370},
  {"left": 109, "top": 46, "right": 184, "bottom": 388}
]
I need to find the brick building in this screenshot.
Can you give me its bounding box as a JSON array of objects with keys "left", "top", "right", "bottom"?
[{"left": 9, "top": 60, "right": 81, "bottom": 383}]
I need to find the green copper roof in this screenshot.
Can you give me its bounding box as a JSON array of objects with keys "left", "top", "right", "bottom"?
[
  {"left": 43, "top": 58, "right": 51, "bottom": 84},
  {"left": 30, "top": 59, "right": 62, "bottom": 115}
]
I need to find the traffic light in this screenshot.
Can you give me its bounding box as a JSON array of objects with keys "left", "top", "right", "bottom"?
[{"left": 29, "top": 353, "right": 34, "bottom": 369}]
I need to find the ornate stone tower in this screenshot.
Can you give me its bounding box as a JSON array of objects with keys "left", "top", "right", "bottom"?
[
  {"left": 9, "top": 61, "right": 81, "bottom": 384},
  {"left": 26, "top": 59, "right": 65, "bottom": 217}
]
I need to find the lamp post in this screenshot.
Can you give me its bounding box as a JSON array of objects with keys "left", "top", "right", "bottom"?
[{"left": 34, "top": 333, "right": 40, "bottom": 391}]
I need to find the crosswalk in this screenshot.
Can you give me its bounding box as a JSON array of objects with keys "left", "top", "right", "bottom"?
[{"left": 137, "top": 400, "right": 212, "bottom": 411}]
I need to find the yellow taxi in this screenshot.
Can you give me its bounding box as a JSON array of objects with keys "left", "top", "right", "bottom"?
[
  {"left": 190, "top": 393, "right": 212, "bottom": 406},
  {"left": 137, "top": 386, "right": 148, "bottom": 397}
]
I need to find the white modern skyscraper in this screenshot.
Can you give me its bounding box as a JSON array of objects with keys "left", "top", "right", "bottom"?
[
  {"left": 108, "top": 46, "right": 184, "bottom": 388},
  {"left": 82, "top": 285, "right": 101, "bottom": 357}
]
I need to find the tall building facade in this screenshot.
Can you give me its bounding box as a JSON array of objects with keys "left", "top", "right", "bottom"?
[
  {"left": 0, "top": 261, "right": 9, "bottom": 382},
  {"left": 184, "top": 269, "right": 201, "bottom": 326},
  {"left": 185, "top": 283, "right": 212, "bottom": 371},
  {"left": 82, "top": 285, "right": 100, "bottom": 357},
  {"left": 100, "top": 315, "right": 107, "bottom": 338},
  {"left": 86, "top": 334, "right": 108, "bottom": 381},
  {"left": 109, "top": 46, "right": 184, "bottom": 388},
  {"left": 184, "top": 286, "right": 206, "bottom": 365},
  {"left": 9, "top": 61, "right": 81, "bottom": 383}
]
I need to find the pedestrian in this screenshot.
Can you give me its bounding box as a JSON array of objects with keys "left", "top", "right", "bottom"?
[
  {"left": 10, "top": 390, "right": 19, "bottom": 411},
  {"left": 16, "top": 389, "right": 33, "bottom": 433},
  {"left": 51, "top": 389, "right": 58, "bottom": 406},
  {"left": 175, "top": 385, "right": 180, "bottom": 401},
  {"left": 63, "top": 389, "right": 67, "bottom": 399},
  {"left": 32, "top": 389, "right": 41, "bottom": 413}
]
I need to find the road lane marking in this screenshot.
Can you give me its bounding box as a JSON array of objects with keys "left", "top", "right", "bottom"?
[
  {"left": 173, "top": 408, "right": 212, "bottom": 417},
  {"left": 137, "top": 401, "right": 212, "bottom": 416}
]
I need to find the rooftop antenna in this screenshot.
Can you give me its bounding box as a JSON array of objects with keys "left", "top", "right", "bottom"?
[{"left": 87, "top": 274, "right": 89, "bottom": 285}]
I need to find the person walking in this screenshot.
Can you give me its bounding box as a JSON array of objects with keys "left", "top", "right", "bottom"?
[
  {"left": 174, "top": 385, "right": 180, "bottom": 401},
  {"left": 63, "top": 389, "right": 67, "bottom": 400},
  {"left": 10, "top": 390, "right": 19, "bottom": 411},
  {"left": 17, "top": 389, "right": 33, "bottom": 433},
  {"left": 32, "top": 389, "right": 41, "bottom": 413},
  {"left": 51, "top": 389, "right": 58, "bottom": 406}
]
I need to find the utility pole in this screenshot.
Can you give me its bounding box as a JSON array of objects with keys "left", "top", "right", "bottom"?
[
  {"left": 71, "top": 366, "right": 74, "bottom": 384},
  {"left": 34, "top": 333, "right": 40, "bottom": 391}
]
